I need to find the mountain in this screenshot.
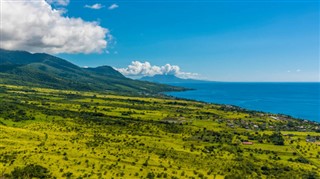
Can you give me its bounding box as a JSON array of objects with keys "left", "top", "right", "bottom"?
[
  {"left": 0, "top": 49, "right": 184, "bottom": 94},
  {"left": 140, "top": 74, "right": 209, "bottom": 84},
  {"left": 83, "top": 66, "right": 124, "bottom": 78}
]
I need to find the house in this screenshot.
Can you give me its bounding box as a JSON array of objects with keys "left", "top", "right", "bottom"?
[
  {"left": 306, "top": 138, "right": 316, "bottom": 143},
  {"left": 242, "top": 142, "right": 253, "bottom": 145},
  {"left": 161, "top": 117, "right": 186, "bottom": 124}
]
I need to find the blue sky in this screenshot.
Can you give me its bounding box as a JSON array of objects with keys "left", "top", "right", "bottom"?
[{"left": 3, "top": 0, "right": 319, "bottom": 81}]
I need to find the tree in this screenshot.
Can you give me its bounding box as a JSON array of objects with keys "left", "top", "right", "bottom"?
[
  {"left": 146, "top": 172, "right": 155, "bottom": 179},
  {"left": 270, "top": 132, "right": 284, "bottom": 145},
  {"left": 8, "top": 164, "right": 51, "bottom": 179}
]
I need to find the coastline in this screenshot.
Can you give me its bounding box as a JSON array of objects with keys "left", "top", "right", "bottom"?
[{"left": 165, "top": 82, "right": 320, "bottom": 122}]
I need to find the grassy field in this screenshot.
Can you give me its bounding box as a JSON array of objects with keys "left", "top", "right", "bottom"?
[{"left": 0, "top": 84, "right": 319, "bottom": 178}]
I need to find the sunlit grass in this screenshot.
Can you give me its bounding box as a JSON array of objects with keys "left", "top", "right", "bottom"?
[{"left": 0, "top": 84, "right": 319, "bottom": 178}]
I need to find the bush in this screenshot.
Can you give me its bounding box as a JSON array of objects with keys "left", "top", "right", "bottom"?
[
  {"left": 270, "top": 132, "right": 284, "bottom": 145},
  {"left": 8, "top": 164, "right": 51, "bottom": 179},
  {"left": 294, "top": 157, "right": 309, "bottom": 164},
  {"left": 225, "top": 173, "right": 243, "bottom": 179},
  {"left": 62, "top": 172, "right": 73, "bottom": 178},
  {"left": 303, "top": 171, "right": 319, "bottom": 179},
  {"left": 146, "top": 172, "right": 155, "bottom": 179}
]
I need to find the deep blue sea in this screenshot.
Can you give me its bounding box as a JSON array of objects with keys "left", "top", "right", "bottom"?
[{"left": 166, "top": 82, "right": 320, "bottom": 122}]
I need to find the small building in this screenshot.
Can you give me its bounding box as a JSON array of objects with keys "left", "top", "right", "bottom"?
[
  {"left": 161, "top": 117, "right": 186, "bottom": 124},
  {"left": 314, "top": 142, "right": 320, "bottom": 146},
  {"left": 242, "top": 142, "right": 253, "bottom": 145},
  {"left": 306, "top": 138, "right": 316, "bottom": 143}
]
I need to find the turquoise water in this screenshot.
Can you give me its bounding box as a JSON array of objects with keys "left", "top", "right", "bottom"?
[{"left": 166, "top": 82, "right": 320, "bottom": 122}]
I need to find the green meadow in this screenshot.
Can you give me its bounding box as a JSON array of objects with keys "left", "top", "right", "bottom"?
[{"left": 0, "top": 84, "right": 319, "bottom": 178}]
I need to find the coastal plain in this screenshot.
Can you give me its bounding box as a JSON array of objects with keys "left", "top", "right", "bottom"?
[{"left": 0, "top": 84, "right": 319, "bottom": 178}]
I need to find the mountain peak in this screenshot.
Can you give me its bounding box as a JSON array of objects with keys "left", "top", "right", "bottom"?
[{"left": 83, "top": 66, "right": 125, "bottom": 78}]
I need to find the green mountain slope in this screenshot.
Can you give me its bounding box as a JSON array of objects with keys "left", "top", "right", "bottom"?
[
  {"left": 83, "top": 66, "right": 125, "bottom": 78},
  {"left": 0, "top": 49, "right": 184, "bottom": 94}
]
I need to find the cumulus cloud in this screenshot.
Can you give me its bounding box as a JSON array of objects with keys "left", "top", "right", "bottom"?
[
  {"left": 46, "top": 0, "right": 70, "bottom": 6},
  {"left": 85, "top": 3, "right": 104, "bottom": 10},
  {"left": 1, "top": 0, "right": 109, "bottom": 54},
  {"left": 116, "top": 61, "right": 199, "bottom": 79},
  {"left": 108, "top": 4, "right": 119, "bottom": 10}
]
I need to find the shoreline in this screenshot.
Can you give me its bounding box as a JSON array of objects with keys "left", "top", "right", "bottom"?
[{"left": 164, "top": 82, "right": 320, "bottom": 122}]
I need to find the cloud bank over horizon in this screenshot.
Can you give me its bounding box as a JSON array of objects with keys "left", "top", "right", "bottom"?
[
  {"left": 116, "top": 61, "right": 199, "bottom": 79},
  {"left": 1, "top": 0, "right": 109, "bottom": 54}
]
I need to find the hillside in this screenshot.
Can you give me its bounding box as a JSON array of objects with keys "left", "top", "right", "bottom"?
[
  {"left": 0, "top": 49, "right": 184, "bottom": 94},
  {"left": 0, "top": 84, "right": 319, "bottom": 178},
  {"left": 140, "top": 74, "right": 210, "bottom": 84}
]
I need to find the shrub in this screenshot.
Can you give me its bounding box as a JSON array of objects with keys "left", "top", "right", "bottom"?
[
  {"left": 62, "top": 172, "right": 73, "bottom": 178},
  {"left": 270, "top": 132, "right": 284, "bottom": 145},
  {"left": 294, "top": 157, "right": 309, "bottom": 164},
  {"left": 9, "top": 164, "right": 51, "bottom": 179},
  {"left": 147, "top": 172, "right": 155, "bottom": 179}
]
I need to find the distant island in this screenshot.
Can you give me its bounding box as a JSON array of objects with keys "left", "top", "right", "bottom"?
[{"left": 140, "top": 74, "right": 210, "bottom": 84}]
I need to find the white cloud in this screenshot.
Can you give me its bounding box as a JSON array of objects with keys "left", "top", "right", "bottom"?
[
  {"left": 116, "top": 61, "right": 199, "bottom": 79},
  {"left": 1, "top": 0, "right": 109, "bottom": 54},
  {"left": 108, "top": 4, "right": 119, "bottom": 10},
  {"left": 46, "top": 0, "right": 70, "bottom": 6},
  {"left": 84, "top": 3, "right": 104, "bottom": 10}
]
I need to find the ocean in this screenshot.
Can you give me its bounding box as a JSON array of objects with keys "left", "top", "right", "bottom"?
[{"left": 166, "top": 82, "right": 320, "bottom": 122}]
